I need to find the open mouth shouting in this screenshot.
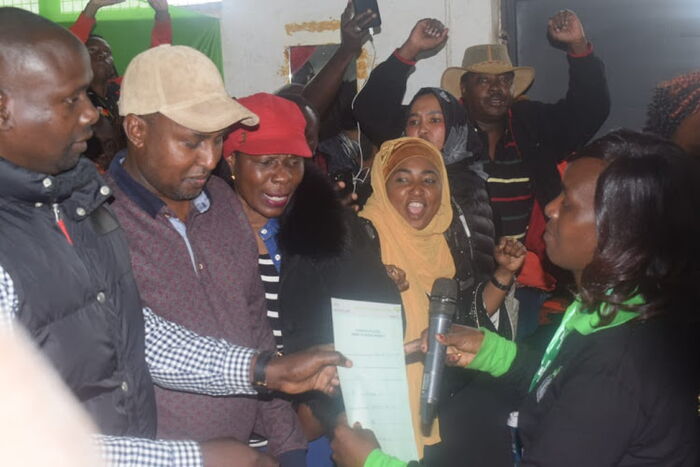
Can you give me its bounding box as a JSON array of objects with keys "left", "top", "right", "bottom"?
[
  {"left": 263, "top": 192, "right": 291, "bottom": 208},
  {"left": 407, "top": 200, "right": 427, "bottom": 218},
  {"left": 402, "top": 197, "right": 436, "bottom": 230}
]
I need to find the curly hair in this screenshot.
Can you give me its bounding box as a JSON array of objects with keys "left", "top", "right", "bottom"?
[
  {"left": 570, "top": 130, "right": 700, "bottom": 322},
  {"left": 644, "top": 71, "right": 700, "bottom": 139}
]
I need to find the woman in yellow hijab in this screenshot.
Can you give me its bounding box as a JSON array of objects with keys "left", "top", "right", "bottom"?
[{"left": 360, "top": 137, "right": 526, "bottom": 458}]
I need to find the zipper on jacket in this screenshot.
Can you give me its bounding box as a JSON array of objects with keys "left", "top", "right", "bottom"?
[{"left": 52, "top": 203, "right": 74, "bottom": 245}]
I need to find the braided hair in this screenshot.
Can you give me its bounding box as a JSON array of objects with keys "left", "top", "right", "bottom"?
[{"left": 644, "top": 71, "right": 700, "bottom": 139}]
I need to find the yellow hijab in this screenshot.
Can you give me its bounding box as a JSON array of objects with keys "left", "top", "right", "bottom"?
[{"left": 360, "top": 137, "right": 455, "bottom": 455}]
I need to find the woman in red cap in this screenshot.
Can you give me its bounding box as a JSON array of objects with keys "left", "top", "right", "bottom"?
[{"left": 221, "top": 92, "right": 401, "bottom": 466}]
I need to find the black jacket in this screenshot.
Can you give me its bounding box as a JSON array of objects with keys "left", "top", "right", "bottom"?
[
  {"left": 0, "top": 157, "right": 156, "bottom": 437},
  {"left": 278, "top": 163, "right": 403, "bottom": 354},
  {"left": 353, "top": 50, "right": 610, "bottom": 219},
  {"left": 503, "top": 315, "right": 700, "bottom": 466},
  {"left": 276, "top": 164, "right": 402, "bottom": 428}
]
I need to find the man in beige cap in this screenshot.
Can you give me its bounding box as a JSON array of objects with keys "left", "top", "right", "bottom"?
[
  {"left": 0, "top": 8, "right": 348, "bottom": 467},
  {"left": 108, "top": 43, "right": 312, "bottom": 465}
]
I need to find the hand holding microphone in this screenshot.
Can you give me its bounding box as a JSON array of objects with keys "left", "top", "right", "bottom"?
[
  {"left": 419, "top": 278, "right": 458, "bottom": 435},
  {"left": 436, "top": 325, "right": 485, "bottom": 367},
  {"left": 408, "top": 325, "right": 486, "bottom": 365}
]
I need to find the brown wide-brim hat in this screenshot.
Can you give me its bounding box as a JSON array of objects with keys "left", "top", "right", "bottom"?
[{"left": 441, "top": 44, "right": 535, "bottom": 100}]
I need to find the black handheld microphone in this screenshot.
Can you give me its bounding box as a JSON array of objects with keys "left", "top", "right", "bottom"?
[{"left": 420, "top": 278, "right": 458, "bottom": 435}]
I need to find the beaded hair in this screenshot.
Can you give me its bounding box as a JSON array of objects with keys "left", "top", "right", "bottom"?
[{"left": 644, "top": 71, "right": 700, "bottom": 139}]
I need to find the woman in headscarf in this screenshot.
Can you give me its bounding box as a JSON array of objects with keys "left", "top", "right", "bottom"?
[
  {"left": 358, "top": 137, "right": 525, "bottom": 461},
  {"left": 356, "top": 50, "right": 513, "bottom": 339}
]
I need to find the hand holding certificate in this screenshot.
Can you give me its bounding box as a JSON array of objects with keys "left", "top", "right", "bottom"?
[{"left": 332, "top": 298, "right": 418, "bottom": 461}]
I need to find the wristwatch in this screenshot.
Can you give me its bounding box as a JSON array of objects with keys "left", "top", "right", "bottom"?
[{"left": 252, "top": 350, "right": 281, "bottom": 394}]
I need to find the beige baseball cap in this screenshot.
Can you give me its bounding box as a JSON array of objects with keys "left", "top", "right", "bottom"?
[{"left": 119, "top": 45, "right": 258, "bottom": 132}]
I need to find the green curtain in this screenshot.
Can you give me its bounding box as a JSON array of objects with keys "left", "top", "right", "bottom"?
[{"left": 37, "top": 0, "right": 222, "bottom": 76}]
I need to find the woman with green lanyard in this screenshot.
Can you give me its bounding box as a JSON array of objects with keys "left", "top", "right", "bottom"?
[{"left": 330, "top": 129, "right": 700, "bottom": 467}]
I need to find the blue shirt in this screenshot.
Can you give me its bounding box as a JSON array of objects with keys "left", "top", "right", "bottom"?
[{"left": 258, "top": 217, "right": 282, "bottom": 272}]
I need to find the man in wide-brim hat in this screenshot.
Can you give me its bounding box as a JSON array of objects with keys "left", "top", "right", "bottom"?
[
  {"left": 439, "top": 10, "right": 603, "bottom": 146},
  {"left": 436, "top": 9, "right": 611, "bottom": 340}
]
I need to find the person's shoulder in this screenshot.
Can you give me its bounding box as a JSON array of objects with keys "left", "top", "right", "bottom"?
[
  {"left": 205, "top": 173, "right": 234, "bottom": 196},
  {"left": 0, "top": 195, "right": 14, "bottom": 213},
  {"left": 594, "top": 317, "right": 699, "bottom": 424},
  {"left": 568, "top": 316, "right": 694, "bottom": 388},
  {"left": 510, "top": 97, "right": 545, "bottom": 116},
  {"left": 102, "top": 171, "right": 130, "bottom": 212},
  {"left": 278, "top": 166, "right": 347, "bottom": 259},
  {"left": 571, "top": 318, "right": 650, "bottom": 359},
  {"left": 206, "top": 175, "right": 242, "bottom": 211},
  {"left": 348, "top": 214, "right": 378, "bottom": 246}
]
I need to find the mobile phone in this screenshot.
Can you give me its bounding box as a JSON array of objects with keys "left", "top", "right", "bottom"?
[
  {"left": 331, "top": 170, "right": 355, "bottom": 198},
  {"left": 352, "top": 0, "right": 382, "bottom": 29}
]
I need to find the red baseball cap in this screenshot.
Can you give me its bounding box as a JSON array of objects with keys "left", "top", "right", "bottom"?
[{"left": 223, "top": 92, "right": 312, "bottom": 158}]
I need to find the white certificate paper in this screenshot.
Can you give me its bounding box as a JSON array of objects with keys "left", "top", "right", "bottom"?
[{"left": 331, "top": 298, "right": 418, "bottom": 461}]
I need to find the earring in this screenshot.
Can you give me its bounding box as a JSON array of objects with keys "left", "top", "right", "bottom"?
[{"left": 230, "top": 174, "right": 236, "bottom": 181}]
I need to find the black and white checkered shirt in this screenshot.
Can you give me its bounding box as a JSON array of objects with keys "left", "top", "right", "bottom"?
[{"left": 0, "top": 266, "right": 257, "bottom": 466}]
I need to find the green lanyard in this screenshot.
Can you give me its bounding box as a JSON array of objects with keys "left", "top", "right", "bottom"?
[{"left": 528, "top": 296, "right": 641, "bottom": 393}]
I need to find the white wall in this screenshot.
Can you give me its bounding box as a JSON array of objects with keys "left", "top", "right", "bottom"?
[{"left": 221, "top": 0, "right": 500, "bottom": 101}]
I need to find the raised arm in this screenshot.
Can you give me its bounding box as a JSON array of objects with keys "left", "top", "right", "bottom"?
[
  {"left": 523, "top": 10, "right": 610, "bottom": 158},
  {"left": 147, "top": 0, "right": 172, "bottom": 47},
  {"left": 69, "top": 0, "right": 125, "bottom": 43},
  {"left": 395, "top": 18, "right": 448, "bottom": 64},
  {"left": 481, "top": 237, "right": 526, "bottom": 315},
  {"left": 353, "top": 19, "right": 448, "bottom": 146},
  {"left": 302, "top": 2, "right": 375, "bottom": 117}
]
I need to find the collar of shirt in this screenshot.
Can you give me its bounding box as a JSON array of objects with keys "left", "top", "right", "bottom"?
[
  {"left": 0, "top": 155, "right": 110, "bottom": 221},
  {"left": 258, "top": 218, "right": 281, "bottom": 272},
  {"left": 108, "top": 150, "right": 211, "bottom": 218}
]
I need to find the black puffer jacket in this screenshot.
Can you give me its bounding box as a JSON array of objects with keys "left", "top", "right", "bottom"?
[{"left": 446, "top": 159, "right": 496, "bottom": 284}]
